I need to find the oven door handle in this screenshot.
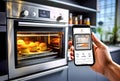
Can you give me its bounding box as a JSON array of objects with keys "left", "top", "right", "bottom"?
[{"left": 18, "top": 22, "right": 68, "bottom": 27}]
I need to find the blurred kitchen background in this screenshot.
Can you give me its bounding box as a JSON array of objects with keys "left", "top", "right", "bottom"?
[{"left": 96, "top": 0, "right": 120, "bottom": 45}]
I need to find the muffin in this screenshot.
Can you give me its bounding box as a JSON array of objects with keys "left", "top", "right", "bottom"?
[
  {"left": 20, "top": 48, "right": 30, "bottom": 54},
  {"left": 39, "top": 43, "right": 47, "bottom": 51},
  {"left": 17, "top": 39, "right": 30, "bottom": 53},
  {"left": 28, "top": 42, "right": 38, "bottom": 52}
]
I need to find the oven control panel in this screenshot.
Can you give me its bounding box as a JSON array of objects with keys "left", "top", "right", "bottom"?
[
  {"left": 21, "top": 10, "right": 29, "bottom": 17},
  {"left": 38, "top": 9, "right": 50, "bottom": 18},
  {"left": 7, "top": 1, "right": 69, "bottom": 23}
]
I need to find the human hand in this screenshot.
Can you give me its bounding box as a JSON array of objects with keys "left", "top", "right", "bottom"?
[
  {"left": 68, "top": 40, "right": 74, "bottom": 60},
  {"left": 91, "top": 33, "right": 113, "bottom": 75}
]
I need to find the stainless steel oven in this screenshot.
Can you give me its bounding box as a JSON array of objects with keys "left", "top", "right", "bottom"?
[
  {"left": 0, "top": 11, "right": 8, "bottom": 81},
  {"left": 6, "top": 1, "right": 68, "bottom": 79}
]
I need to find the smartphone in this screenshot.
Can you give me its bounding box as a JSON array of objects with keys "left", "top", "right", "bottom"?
[{"left": 72, "top": 25, "right": 95, "bottom": 66}]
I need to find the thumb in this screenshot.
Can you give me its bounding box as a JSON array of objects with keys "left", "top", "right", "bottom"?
[{"left": 92, "top": 33, "right": 105, "bottom": 47}]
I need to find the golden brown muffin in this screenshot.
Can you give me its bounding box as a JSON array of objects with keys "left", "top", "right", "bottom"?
[
  {"left": 20, "top": 48, "right": 30, "bottom": 54},
  {"left": 17, "top": 39, "right": 30, "bottom": 54},
  {"left": 39, "top": 43, "right": 47, "bottom": 51},
  {"left": 28, "top": 42, "right": 38, "bottom": 52}
]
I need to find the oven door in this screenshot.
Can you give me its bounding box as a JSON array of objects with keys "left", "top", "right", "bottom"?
[{"left": 7, "top": 19, "right": 68, "bottom": 79}]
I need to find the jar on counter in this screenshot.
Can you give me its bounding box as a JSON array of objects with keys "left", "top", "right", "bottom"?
[
  {"left": 78, "top": 15, "right": 83, "bottom": 24},
  {"left": 86, "top": 18, "right": 90, "bottom": 25},
  {"left": 69, "top": 13, "right": 73, "bottom": 24},
  {"left": 84, "top": 18, "right": 90, "bottom": 25},
  {"left": 74, "top": 17, "right": 78, "bottom": 25}
]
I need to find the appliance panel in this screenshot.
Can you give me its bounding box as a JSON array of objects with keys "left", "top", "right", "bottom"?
[
  {"left": 7, "top": 0, "right": 68, "bottom": 79},
  {"left": 6, "top": 1, "right": 69, "bottom": 22}
]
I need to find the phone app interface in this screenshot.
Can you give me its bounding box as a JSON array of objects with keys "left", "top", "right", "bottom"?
[
  {"left": 73, "top": 28, "right": 94, "bottom": 65},
  {"left": 75, "top": 34, "right": 90, "bottom": 50}
]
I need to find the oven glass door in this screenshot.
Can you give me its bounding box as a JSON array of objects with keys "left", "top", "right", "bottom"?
[{"left": 14, "top": 25, "right": 65, "bottom": 68}]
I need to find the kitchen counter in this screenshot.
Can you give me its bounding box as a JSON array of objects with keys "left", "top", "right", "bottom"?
[{"left": 108, "top": 45, "right": 120, "bottom": 53}]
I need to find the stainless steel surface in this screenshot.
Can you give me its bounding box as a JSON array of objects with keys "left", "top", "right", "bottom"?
[
  {"left": 6, "top": 1, "right": 68, "bottom": 22},
  {"left": 7, "top": 1, "right": 69, "bottom": 79},
  {"left": 0, "top": 26, "right": 6, "bottom": 32},
  {"left": 18, "top": 22, "right": 68, "bottom": 27},
  {"left": 10, "top": 66, "right": 68, "bottom": 81},
  {"left": 7, "top": 19, "right": 68, "bottom": 79},
  {"left": 0, "top": 12, "right": 6, "bottom": 24},
  {"left": 0, "top": 75, "right": 8, "bottom": 81}
]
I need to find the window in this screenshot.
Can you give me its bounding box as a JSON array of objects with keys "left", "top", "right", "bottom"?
[{"left": 97, "top": 0, "right": 116, "bottom": 41}]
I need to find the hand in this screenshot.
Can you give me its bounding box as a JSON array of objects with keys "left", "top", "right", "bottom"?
[
  {"left": 69, "top": 45, "right": 74, "bottom": 60},
  {"left": 68, "top": 40, "right": 74, "bottom": 60},
  {"left": 91, "top": 33, "right": 113, "bottom": 75}
]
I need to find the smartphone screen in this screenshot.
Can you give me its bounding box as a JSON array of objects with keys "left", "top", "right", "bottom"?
[{"left": 72, "top": 25, "right": 95, "bottom": 66}]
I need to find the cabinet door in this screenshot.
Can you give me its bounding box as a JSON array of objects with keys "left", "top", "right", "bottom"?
[
  {"left": 97, "top": 73, "right": 109, "bottom": 81},
  {"left": 111, "top": 51, "right": 120, "bottom": 65},
  {"left": 68, "top": 61, "right": 97, "bottom": 81},
  {"left": 28, "top": 69, "right": 68, "bottom": 81}
]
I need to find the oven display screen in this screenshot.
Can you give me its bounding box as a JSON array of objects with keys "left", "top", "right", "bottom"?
[{"left": 39, "top": 9, "right": 50, "bottom": 18}]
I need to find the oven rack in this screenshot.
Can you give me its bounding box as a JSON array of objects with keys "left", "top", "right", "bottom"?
[{"left": 18, "top": 52, "right": 58, "bottom": 60}]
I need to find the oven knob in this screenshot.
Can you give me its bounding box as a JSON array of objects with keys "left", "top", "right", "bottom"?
[
  {"left": 56, "top": 15, "right": 63, "bottom": 21},
  {"left": 32, "top": 12, "right": 37, "bottom": 17},
  {"left": 21, "top": 10, "right": 29, "bottom": 17}
]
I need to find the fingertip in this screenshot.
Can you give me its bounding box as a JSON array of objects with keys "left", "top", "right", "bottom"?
[
  {"left": 91, "top": 32, "right": 104, "bottom": 47},
  {"left": 91, "top": 32, "right": 95, "bottom": 40}
]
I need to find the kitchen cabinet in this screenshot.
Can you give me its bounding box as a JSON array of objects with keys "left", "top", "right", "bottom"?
[
  {"left": 97, "top": 74, "right": 109, "bottom": 81},
  {"left": 111, "top": 50, "right": 120, "bottom": 65},
  {"left": 27, "top": 68, "right": 68, "bottom": 81},
  {"left": 68, "top": 61, "right": 97, "bottom": 81},
  {"left": 0, "top": 1, "right": 8, "bottom": 81}
]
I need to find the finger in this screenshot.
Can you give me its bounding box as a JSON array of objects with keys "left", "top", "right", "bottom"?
[
  {"left": 92, "top": 42, "right": 97, "bottom": 51},
  {"left": 70, "top": 56, "right": 74, "bottom": 60},
  {"left": 92, "top": 33, "right": 105, "bottom": 47},
  {"left": 70, "top": 46, "right": 74, "bottom": 51},
  {"left": 70, "top": 52, "right": 74, "bottom": 56}
]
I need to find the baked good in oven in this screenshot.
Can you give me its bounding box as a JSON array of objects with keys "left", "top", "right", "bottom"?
[
  {"left": 20, "top": 48, "right": 30, "bottom": 54},
  {"left": 28, "top": 42, "right": 38, "bottom": 52},
  {"left": 39, "top": 43, "right": 47, "bottom": 51},
  {"left": 35, "top": 41, "right": 40, "bottom": 46},
  {"left": 17, "top": 39, "right": 30, "bottom": 53},
  {"left": 17, "top": 39, "right": 25, "bottom": 46},
  {"left": 17, "top": 39, "right": 26, "bottom": 50},
  {"left": 51, "top": 38, "right": 60, "bottom": 45},
  {"left": 24, "top": 37, "right": 31, "bottom": 45}
]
